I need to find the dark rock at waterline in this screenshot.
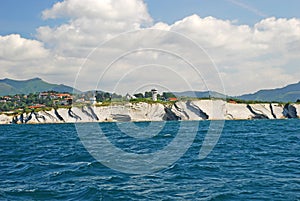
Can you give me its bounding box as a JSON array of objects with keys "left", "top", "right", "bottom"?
[
  {"left": 246, "top": 104, "right": 269, "bottom": 119},
  {"left": 25, "top": 111, "right": 33, "bottom": 123},
  {"left": 163, "top": 107, "right": 181, "bottom": 121},
  {"left": 19, "top": 113, "right": 24, "bottom": 124},
  {"left": 269, "top": 104, "right": 277, "bottom": 119},
  {"left": 186, "top": 101, "right": 209, "bottom": 120},
  {"left": 283, "top": 104, "right": 298, "bottom": 118},
  {"left": 68, "top": 108, "right": 82, "bottom": 121},
  {"left": 54, "top": 109, "right": 65, "bottom": 122},
  {"left": 88, "top": 106, "right": 99, "bottom": 121},
  {"left": 81, "top": 106, "right": 95, "bottom": 120},
  {"left": 111, "top": 114, "right": 131, "bottom": 122},
  {"left": 42, "top": 111, "right": 57, "bottom": 121},
  {"left": 12, "top": 116, "right": 18, "bottom": 124},
  {"left": 34, "top": 112, "right": 46, "bottom": 122},
  {"left": 174, "top": 103, "right": 189, "bottom": 119}
]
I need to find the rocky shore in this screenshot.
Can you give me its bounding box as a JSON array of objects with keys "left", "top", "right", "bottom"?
[{"left": 0, "top": 100, "right": 299, "bottom": 124}]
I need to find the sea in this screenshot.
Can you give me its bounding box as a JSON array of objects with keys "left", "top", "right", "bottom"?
[{"left": 0, "top": 120, "right": 299, "bottom": 201}]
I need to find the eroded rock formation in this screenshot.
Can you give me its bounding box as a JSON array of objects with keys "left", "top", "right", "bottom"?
[
  {"left": 1, "top": 100, "right": 299, "bottom": 124},
  {"left": 246, "top": 104, "right": 269, "bottom": 119},
  {"left": 186, "top": 101, "right": 209, "bottom": 120},
  {"left": 163, "top": 106, "right": 181, "bottom": 121},
  {"left": 283, "top": 104, "right": 298, "bottom": 118}
]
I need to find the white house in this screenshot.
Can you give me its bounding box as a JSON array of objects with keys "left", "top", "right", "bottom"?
[
  {"left": 151, "top": 89, "right": 158, "bottom": 101},
  {"left": 90, "top": 97, "right": 97, "bottom": 105}
]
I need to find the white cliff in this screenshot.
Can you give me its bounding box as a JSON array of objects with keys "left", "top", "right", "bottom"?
[{"left": 0, "top": 100, "right": 299, "bottom": 124}]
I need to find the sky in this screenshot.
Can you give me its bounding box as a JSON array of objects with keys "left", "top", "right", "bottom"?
[{"left": 0, "top": 0, "right": 300, "bottom": 95}]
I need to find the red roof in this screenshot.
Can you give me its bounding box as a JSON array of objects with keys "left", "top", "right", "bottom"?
[
  {"left": 169, "top": 97, "right": 178, "bottom": 101},
  {"left": 228, "top": 100, "right": 237, "bottom": 104},
  {"left": 28, "top": 104, "right": 46, "bottom": 109},
  {"left": 56, "top": 93, "right": 71, "bottom": 97}
]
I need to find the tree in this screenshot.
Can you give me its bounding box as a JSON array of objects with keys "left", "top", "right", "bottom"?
[
  {"left": 111, "top": 93, "right": 122, "bottom": 99},
  {"left": 134, "top": 93, "right": 144, "bottom": 98},
  {"left": 95, "top": 91, "right": 112, "bottom": 102},
  {"left": 0, "top": 103, "right": 9, "bottom": 111},
  {"left": 0, "top": 102, "right": 13, "bottom": 111},
  {"left": 95, "top": 92, "right": 104, "bottom": 102},
  {"left": 104, "top": 92, "right": 111, "bottom": 101},
  {"left": 144, "top": 91, "right": 152, "bottom": 98},
  {"left": 162, "top": 92, "right": 176, "bottom": 99}
]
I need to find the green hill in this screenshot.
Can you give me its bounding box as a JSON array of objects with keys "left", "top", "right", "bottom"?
[
  {"left": 0, "top": 78, "right": 79, "bottom": 96},
  {"left": 173, "top": 91, "right": 226, "bottom": 99},
  {"left": 237, "top": 81, "right": 300, "bottom": 102},
  {"left": 1, "top": 77, "right": 299, "bottom": 102},
  {"left": 173, "top": 81, "right": 300, "bottom": 102}
]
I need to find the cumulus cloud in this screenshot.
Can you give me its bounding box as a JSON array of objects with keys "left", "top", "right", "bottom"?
[
  {"left": 42, "top": 0, "right": 151, "bottom": 23},
  {"left": 0, "top": 34, "right": 55, "bottom": 82},
  {"left": 73, "top": 14, "right": 300, "bottom": 95},
  {"left": 1, "top": 0, "right": 300, "bottom": 95},
  {"left": 161, "top": 15, "right": 300, "bottom": 94},
  {"left": 0, "top": 34, "right": 82, "bottom": 84},
  {"left": 0, "top": 34, "right": 49, "bottom": 61},
  {"left": 37, "top": 0, "right": 152, "bottom": 57}
]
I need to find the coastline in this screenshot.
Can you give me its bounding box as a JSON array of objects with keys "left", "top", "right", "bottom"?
[{"left": 0, "top": 100, "right": 299, "bottom": 125}]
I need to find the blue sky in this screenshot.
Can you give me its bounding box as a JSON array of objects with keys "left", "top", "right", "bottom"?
[
  {"left": 0, "top": 0, "right": 61, "bottom": 38},
  {"left": 145, "top": 0, "right": 300, "bottom": 24},
  {"left": 1, "top": 0, "right": 300, "bottom": 38},
  {"left": 0, "top": 0, "right": 300, "bottom": 95}
]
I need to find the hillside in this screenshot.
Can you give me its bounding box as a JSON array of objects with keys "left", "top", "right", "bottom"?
[
  {"left": 173, "top": 91, "right": 226, "bottom": 99},
  {"left": 1, "top": 78, "right": 299, "bottom": 102},
  {"left": 0, "top": 78, "right": 79, "bottom": 96},
  {"left": 173, "top": 81, "right": 300, "bottom": 102},
  {"left": 237, "top": 81, "right": 300, "bottom": 102}
]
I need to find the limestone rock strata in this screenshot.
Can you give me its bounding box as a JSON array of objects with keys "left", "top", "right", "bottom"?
[{"left": 0, "top": 100, "right": 299, "bottom": 124}]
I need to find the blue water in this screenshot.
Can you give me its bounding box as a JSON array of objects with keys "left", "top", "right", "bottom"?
[{"left": 0, "top": 120, "right": 299, "bottom": 200}]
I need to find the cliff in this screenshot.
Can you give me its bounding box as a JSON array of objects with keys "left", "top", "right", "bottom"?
[{"left": 0, "top": 100, "right": 299, "bottom": 124}]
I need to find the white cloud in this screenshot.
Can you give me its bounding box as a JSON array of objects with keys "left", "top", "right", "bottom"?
[
  {"left": 1, "top": 0, "right": 300, "bottom": 95},
  {"left": 161, "top": 15, "right": 300, "bottom": 94},
  {"left": 0, "top": 34, "right": 82, "bottom": 84},
  {"left": 42, "top": 0, "right": 151, "bottom": 23},
  {"left": 0, "top": 34, "right": 49, "bottom": 61},
  {"left": 37, "top": 0, "right": 152, "bottom": 57},
  {"left": 0, "top": 34, "right": 56, "bottom": 83}
]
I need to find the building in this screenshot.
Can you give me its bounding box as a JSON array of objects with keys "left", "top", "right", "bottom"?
[
  {"left": 125, "top": 93, "right": 136, "bottom": 101},
  {"left": 56, "top": 93, "right": 72, "bottom": 99},
  {"left": 39, "top": 92, "right": 72, "bottom": 100},
  {"left": 168, "top": 97, "right": 178, "bottom": 102},
  {"left": 75, "top": 98, "right": 85, "bottom": 103},
  {"left": 28, "top": 104, "right": 46, "bottom": 109},
  {"left": 228, "top": 100, "right": 237, "bottom": 104},
  {"left": 39, "top": 92, "right": 49, "bottom": 99},
  {"left": 151, "top": 89, "right": 158, "bottom": 101},
  {"left": 3, "top": 96, "right": 11, "bottom": 101},
  {"left": 90, "top": 97, "right": 97, "bottom": 105}
]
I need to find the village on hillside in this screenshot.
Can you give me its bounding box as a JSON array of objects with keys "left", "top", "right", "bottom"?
[
  {"left": 0, "top": 89, "right": 180, "bottom": 114},
  {"left": 1, "top": 87, "right": 299, "bottom": 116}
]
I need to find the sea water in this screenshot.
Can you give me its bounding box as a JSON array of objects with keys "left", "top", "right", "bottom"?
[{"left": 0, "top": 120, "right": 299, "bottom": 200}]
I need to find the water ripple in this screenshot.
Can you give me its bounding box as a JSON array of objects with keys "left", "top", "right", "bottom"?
[{"left": 0, "top": 120, "right": 299, "bottom": 200}]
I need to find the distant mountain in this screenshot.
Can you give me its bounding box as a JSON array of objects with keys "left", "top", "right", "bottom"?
[
  {"left": 1, "top": 77, "right": 299, "bottom": 102},
  {"left": 0, "top": 78, "right": 80, "bottom": 96},
  {"left": 173, "top": 81, "right": 300, "bottom": 102},
  {"left": 237, "top": 81, "right": 300, "bottom": 102},
  {"left": 173, "top": 91, "right": 226, "bottom": 99}
]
